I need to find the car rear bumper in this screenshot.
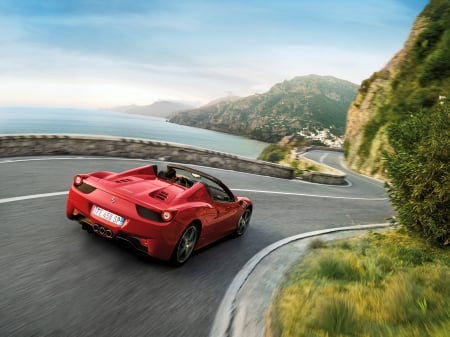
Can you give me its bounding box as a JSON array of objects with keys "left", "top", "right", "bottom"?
[{"left": 66, "top": 186, "right": 178, "bottom": 261}]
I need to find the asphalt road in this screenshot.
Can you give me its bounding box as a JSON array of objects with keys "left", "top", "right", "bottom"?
[{"left": 0, "top": 152, "right": 393, "bottom": 337}]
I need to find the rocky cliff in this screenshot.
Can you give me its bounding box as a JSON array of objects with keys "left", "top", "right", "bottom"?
[{"left": 345, "top": 0, "right": 449, "bottom": 179}]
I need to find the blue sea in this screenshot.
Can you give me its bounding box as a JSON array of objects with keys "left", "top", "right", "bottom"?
[{"left": 0, "top": 107, "right": 268, "bottom": 158}]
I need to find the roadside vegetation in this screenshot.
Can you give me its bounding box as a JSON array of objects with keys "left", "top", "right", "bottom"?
[
  {"left": 267, "top": 228, "right": 450, "bottom": 337},
  {"left": 263, "top": 2, "right": 449, "bottom": 331},
  {"left": 258, "top": 144, "right": 291, "bottom": 164},
  {"left": 267, "top": 99, "right": 449, "bottom": 336},
  {"left": 384, "top": 102, "right": 449, "bottom": 245},
  {"left": 257, "top": 139, "right": 324, "bottom": 176}
]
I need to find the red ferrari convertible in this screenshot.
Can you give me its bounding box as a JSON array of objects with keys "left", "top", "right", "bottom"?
[{"left": 66, "top": 163, "right": 252, "bottom": 264}]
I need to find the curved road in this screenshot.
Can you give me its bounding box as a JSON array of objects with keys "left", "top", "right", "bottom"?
[{"left": 0, "top": 152, "right": 393, "bottom": 337}]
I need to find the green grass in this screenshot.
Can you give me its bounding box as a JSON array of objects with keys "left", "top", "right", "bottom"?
[{"left": 267, "top": 227, "right": 450, "bottom": 337}]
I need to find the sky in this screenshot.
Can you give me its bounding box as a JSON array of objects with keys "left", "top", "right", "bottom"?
[{"left": 0, "top": 0, "right": 429, "bottom": 108}]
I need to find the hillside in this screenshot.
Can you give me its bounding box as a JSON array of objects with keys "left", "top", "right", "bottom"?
[
  {"left": 345, "top": 0, "right": 449, "bottom": 179},
  {"left": 108, "top": 100, "right": 195, "bottom": 118},
  {"left": 169, "top": 75, "right": 358, "bottom": 143}
]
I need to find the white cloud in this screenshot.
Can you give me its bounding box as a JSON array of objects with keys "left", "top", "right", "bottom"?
[
  {"left": 0, "top": 0, "right": 427, "bottom": 108},
  {"left": 0, "top": 39, "right": 394, "bottom": 108}
]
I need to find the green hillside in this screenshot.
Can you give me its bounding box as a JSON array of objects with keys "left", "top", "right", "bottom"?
[
  {"left": 170, "top": 75, "right": 358, "bottom": 143},
  {"left": 347, "top": 0, "right": 449, "bottom": 175}
]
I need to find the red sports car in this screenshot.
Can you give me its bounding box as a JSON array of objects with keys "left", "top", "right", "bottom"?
[{"left": 66, "top": 163, "right": 252, "bottom": 264}]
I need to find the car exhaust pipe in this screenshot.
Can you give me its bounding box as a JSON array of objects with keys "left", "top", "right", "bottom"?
[
  {"left": 92, "top": 224, "right": 113, "bottom": 238},
  {"left": 105, "top": 229, "right": 113, "bottom": 238}
]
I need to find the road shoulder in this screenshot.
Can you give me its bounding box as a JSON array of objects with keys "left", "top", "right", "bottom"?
[{"left": 210, "top": 224, "right": 391, "bottom": 337}]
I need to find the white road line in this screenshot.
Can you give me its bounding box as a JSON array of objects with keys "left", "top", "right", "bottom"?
[
  {"left": 231, "top": 189, "right": 387, "bottom": 201},
  {"left": 1, "top": 157, "right": 386, "bottom": 203},
  {"left": 319, "top": 152, "right": 328, "bottom": 163},
  {"left": 0, "top": 191, "right": 68, "bottom": 204}
]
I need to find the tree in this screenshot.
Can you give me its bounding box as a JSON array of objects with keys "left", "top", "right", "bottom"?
[
  {"left": 384, "top": 99, "right": 450, "bottom": 245},
  {"left": 257, "top": 144, "right": 289, "bottom": 163}
]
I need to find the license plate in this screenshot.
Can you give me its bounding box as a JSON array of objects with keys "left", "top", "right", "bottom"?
[{"left": 92, "top": 206, "right": 125, "bottom": 226}]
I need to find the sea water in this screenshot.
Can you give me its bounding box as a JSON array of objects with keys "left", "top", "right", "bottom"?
[{"left": 0, "top": 107, "right": 268, "bottom": 158}]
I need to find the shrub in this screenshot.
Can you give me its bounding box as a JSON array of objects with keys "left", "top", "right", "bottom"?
[
  {"left": 257, "top": 144, "right": 289, "bottom": 163},
  {"left": 309, "top": 238, "right": 327, "bottom": 249},
  {"left": 384, "top": 102, "right": 450, "bottom": 245},
  {"left": 419, "top": 30, "right": 450, "bottom": 85},
  {"left": 314, "top": 254, "right": 362, "bottom": 282}
]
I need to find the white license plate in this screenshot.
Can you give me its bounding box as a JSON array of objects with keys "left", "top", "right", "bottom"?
[{"left": 92, "top": 206, "right": 125, "bottom": 226}]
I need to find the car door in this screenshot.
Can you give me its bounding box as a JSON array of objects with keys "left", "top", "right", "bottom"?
[{"left": 205, "top": 182, "right": 241, "bottom": 237}]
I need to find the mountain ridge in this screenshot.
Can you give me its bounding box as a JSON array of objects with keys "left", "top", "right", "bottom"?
[{"left": 169, "top": 75, "right": 358, "bottom": 143}]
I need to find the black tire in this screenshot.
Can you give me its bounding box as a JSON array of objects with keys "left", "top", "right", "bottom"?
[
  {"left": 235, "top": 208, "right": 251, "bottom": 236},
  {"left": 172, "top": 224, "right": 199, "bottom": 265}
]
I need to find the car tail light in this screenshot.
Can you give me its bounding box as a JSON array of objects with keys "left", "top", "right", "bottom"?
[
  {"left": 136, "top": 205, "right": 162, "bottom": 222},
  {"left": 74, "top": 175, "right": 84, "bottom": 186},
  {"left": 161, "top": 210, "right": 176, "bottom": 222},
  {"left": 73, "top": 175, "right": 95, "bottom": 193}
]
